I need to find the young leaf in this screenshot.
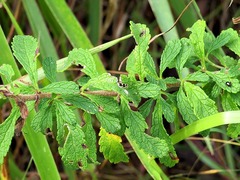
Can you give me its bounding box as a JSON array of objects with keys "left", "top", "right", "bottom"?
[
  {"left": 31, "top": 101, "right": 53, "bottom": 133},
  {"left": 175, "top": 38, "right": 192, "bottom": 75},
  {"left": 126, "top": 22, "right": 151, "bottom": 80},
  {"left": 42, "top": 57, "right": 57, "bottom": 82},
  {"left": 59, "top": 125, "right": 88, "bottom": 169},
  {"left": 0, "top": 64, "right": 15, "bottom": 83},
  {"left": 207, "top": 29, "right": 231, "bottom": 54},
  {"left": 224, "top": 28, "right": 240, "bottom": 56},
  {"left": 96, "top": 112, "right": 121, "bottom": 133},
  {"left": 137, "top": 82, "right": 161, "bottom": 98},
  {"left": 187, "top": 20, "right": 206, "bottom": 59},
  {"left": 12, "top": 35, "right": 38, "bottom": 87},
  {"left": 207, "top": 71, "right": 240, "bottom": 93},
  {"left": 184, "top": 82, "right": 218, "bottom": 119},
  {"left": 99, "top": 128, "right": 129, "bottom": 163},
  {"left": 82, "top": 113, "right": 97, "bottom": 163},
  {"left": 84, "top": 94, "right": 120, "bottom": 113},
  {"left": 55, "top": 100, "right": 77, "bottom": 126},
  {"left": 129, "top": 21, "right": 150, "bottom": 50},
  {"left": 62, "top": 94, "right": 99, "bottom": 114},
  {"left": 67, "top": 48, "right": 98, "bottom": 78},
  {"left": 185, "top": 71, "right": 209, "bottom": 82},
  {"left": 0, "top": 106, "right": 20, "bottom": 164},
  {"left": 160, "top": 97, "right": 175, "bottom": 123},
  {"left": 41, "top": 81, "right": 79, "bottom": 95},
  {"left": 177, "top": 87, "right": 198, "bottom": 124},
  {"left": 159, "top": 39, "right": 181, "bottom": 77}
]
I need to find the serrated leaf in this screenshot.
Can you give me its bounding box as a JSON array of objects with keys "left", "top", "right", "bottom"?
[
  {"left": 55, "top": 107, "right": 65, "bottom": 146},
  {"left": 0, "top": 106, "right": 20, "bottom": 164},
  {"left": 221, "top": 92, "right": 240, "bottom": 138},
  {"left": 187, "top": 20, "right": 206, "bottom": 59},
  {"left": 207, "top": 29, "right": 231, "bottom": 54},
  {"left": 12, "top": 35, "right": 38, "bottom": 87},
  {"left": 160, "top": 97, "right": 175, "bottom": 123},
  {"left": 151, "top": 99, "right": 178, "bottom": 167},
  {"left": 137, "top": 82, "right": 161, "bottom": 98},
  {"left": 177, "top": 87, "right": 198, "bottom": 124},
  {"left": 99, "top": 128, "right": 128, "bottom": 163},
  {"left": 96, "top": 112, "right": 121, "bottom": 133},
  {"left": 126, "top": 22, "right": 151, "bottom": 80},
  {"left": 55, "top": 100, "right": 77, "bottom": 126},
  {"left": 130, "top": 21, "right": 150, "bottom": 49},
  {"left": 59, "top": 125, "right": 88, "bottom": 169},
  {"left": 207, "top": 71, "right": 240, "bottom": 93},
  {"left": 62, "top": 94, "right": 98, "bottom": 114},
  {"left": 67, "top": 48, "right": 98, "bottom": 78},
  {"left": 31, "top": 100, "right": 53, "bottom": 133},
  {"left": 41, "top": 81, "right": 79, "bottom": 94},
  {"left": 82, "top": 73, "right": 119, "bottom": 92},
  {"left": 185, "top": 71, "right": 209, "bottom": 82},
  {"left": 224, "top": 28, "right": 240, "bottom": 56},
  {"left": 159, "top": 39, "right": 181, "bottom": 77},
  {"left": 139, "top": 99, "right": 153, "bottom": 118},
  {"left": 84, "top": 94, "right": 120, "bottom": 113},
  {"left": 175, "top": 38, "right": 192, "bottom": 75},
  {"left": 0, "top": 64, "right": 15, "bottom": 83},
  {"left": 184, "top": 82, "right": 218, "bottom": 119},
  {"left": 121, "top": 98, "right": 148, "bottom": 132},
  {"left": 42, "top": 57, "right": 57, "bottom": 82},
  {"left": 82, "top": 113, "right": 97, "bottom": 163},
  {"left": 128, "top": 128, "right": 169, "bottom": 159}
]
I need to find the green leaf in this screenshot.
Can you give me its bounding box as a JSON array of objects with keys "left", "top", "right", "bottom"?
[
  {"left": 184, "top": 82, "right": 218, "bottom": 119},
  {"left": 127, "top": 128, "right": 169, "bottom": 159},
  {"left": 139, "top": 99, "right": 153, "bottom": 118},
  {"left": 151, "top": 100, "right": 178, "bottom": 167},
  {"left": 160, "top": 97, "right": 175, "bottom": 123},
  {"left": 42, "top": 57, "right": 57, "bottom": 82},
  {"left": 126, "top": 22, "right": 151, "bottom": 80},
  {"left": 67, "top": 48, "right": 98, "bottom": 78},
  {"left": 0, "top": 64, "right": 15, "bottom": 83},
  {"left": 207, "top": 71, "right": 240, "bottom": 93},
  {"left": 224, "top": 28, "right": 240, "bottom": 56},
  {"left": 187, "top": 20, "right": 206, "bottom": 59},
  {"left": 221, "top": 92, "right": 240, "bottom": 138},
  {"left": 159, "top": 39, "right": 181, "bottom": 77},
  {"left": 99, "top": 128, "right": 129, "bottom": 163},
  {"left": 96, "top": 112, "right": 121, "bottom": 133},
  {"left": 185, "top": 71, "right": 209, "bottom": 82},
  {"left": 177, "top": 87, "right": 198, "bottom": 124},
  {"left": 59, "top": 125, "right": 88, "bottom": 169},
  {"left": 62, "top": 94, "right": 99, "bottom": 114},
  {"left": 31, "top": 100, "right": 53, "bottom": 133},
  {"left": 137, "top": 82, "right": 161, "bottom": 98},
  {"left": 12, "top": 35, "right": 38, "bottom": 87},
  {"left": 82, "top": 113, "right": 97, "bottom": 163},
  {"left": 41, "top": 81, "right": 79, "bottom": 94},
  {"left": 84, "top": 94, "right": 120, "bottom": 113},
  {"left": 175, "top": 38, "right": 192, "bottom": 75},
  {"left": 207, "top": 29, "right": 231, "bottom": 54},
  {"left": 82, "top": 73, "right": 119, "bottom": 92},
  {"left": 121, "top": 98, "right": 148, "bottom": 132},
  {"left": 55, "top": 100, "right": 77, "bottom": 126},
  {"left": 130, "top": 21, "right": 150, "bottom": 49},
  {"left": 0, "top": 106, "right": 20, "bottom": 164}
]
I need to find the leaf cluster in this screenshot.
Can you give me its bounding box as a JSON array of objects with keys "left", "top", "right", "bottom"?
[{"left": 0, "top": 20, "right": 240, "bottom": 169}]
